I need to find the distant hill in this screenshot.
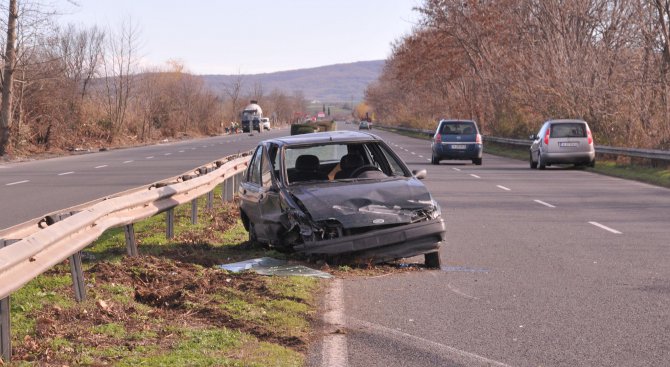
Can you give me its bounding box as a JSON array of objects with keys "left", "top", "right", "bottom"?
[{"left": 201, "top": 60, "right": 384, "bottom": 102}]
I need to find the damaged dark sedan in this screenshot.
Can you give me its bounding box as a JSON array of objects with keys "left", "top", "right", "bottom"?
[{"left": 238, "top": 131, "right": 446, "bottom": 267}]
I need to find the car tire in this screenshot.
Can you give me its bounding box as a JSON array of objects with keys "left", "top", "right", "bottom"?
[
  {"left": 473, "top": 157, "right": 482, "bottom": 165},
  {"left": 431, "top": 153, "right": 439, "bottom": 165},
  {"left": 529, "top": 152, "right": 537, "bottom": 169},
  {"left": 588, "top": 159, "right": 596, "bottom": 168},
  {"left": 538, "top": 153, "right": 546, "bottom": 170},
  {"left": 425, "top": 251, "right": 441, "bottom": 268}
]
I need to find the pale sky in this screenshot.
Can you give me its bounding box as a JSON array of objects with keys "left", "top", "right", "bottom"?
[{"left": 53, "top": 0, "right": 422, "bottom": 75}]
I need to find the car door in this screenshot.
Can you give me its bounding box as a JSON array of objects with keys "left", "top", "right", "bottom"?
[
  {"left": 240, "top": 146, "right": 264, "bottom": 235},
  {"left": 530, "top": 123, "right": 546, "bottom": 161},
  {"left": 255, "top": 144, "right": 282, "bottom": 242}
]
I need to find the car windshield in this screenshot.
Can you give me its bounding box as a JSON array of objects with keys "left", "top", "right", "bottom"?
[
  {"left": 550, "top": 123, "right": 587, "bottom": 138},
  {"left": 439, "top": 122, "right": 476, "bottom": 135},
  {"left": 283, "top": 141, "right": 408, "bottom": 185}
]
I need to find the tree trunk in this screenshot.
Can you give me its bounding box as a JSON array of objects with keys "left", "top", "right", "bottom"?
[{"left": 0, "top": 0, "right": 18, "bottom": 156}]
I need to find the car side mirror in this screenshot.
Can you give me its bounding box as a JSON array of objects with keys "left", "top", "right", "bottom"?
[
  {"left": 529, "top": 134, "right": 537, "bottom": 140},
  {"left": 412, "top": 169, "right": 427, "bottom": 180}
]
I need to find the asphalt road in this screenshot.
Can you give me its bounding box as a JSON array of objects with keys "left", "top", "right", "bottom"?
[
  {"left": 3, "top": 123, "right": 669, "bottom": 366},
  {"left": 0, "top": 127, "right": 289, "bottom": 230},
  {"left": 333, "top": 125, "right": 670, "bottom": 367}
]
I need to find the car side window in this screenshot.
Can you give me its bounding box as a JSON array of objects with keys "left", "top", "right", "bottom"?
[
  {"left": 248, "top": 146, "right": 262, "bottom": 185},
  {"left": 261, "top": 151, "right": 272, "bottom": 187}
]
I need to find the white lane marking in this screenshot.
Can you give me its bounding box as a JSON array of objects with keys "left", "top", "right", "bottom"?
[
  {"left": 470, "top": 174, "right": 481, "bottom": 179},
  {"left": 322, "top": 279, "right": 348, "bottom": 367},
  {"left": 347, "top": 317, "right": 511, "bottom": 367},
  {"left": 94, "top": 165, "right": 108, "bottom": 169},
  {"left": 452, "top": 168, "right": 461, "bottom": 172},
  {"left": 6, "top": 180, "right": 29, "bottom": 186},
  {"left": 497, "top": 185, "right": 511, "bottom": 191},
  {"left": 178, "top": 150, "right": 185, "bottom": 153},
  {"left": 146, "top": 156, "right": 154, "bottom": 159},
  {"left": 411, "top": 152, "right": 416, "bottom": 155},
  {"left": 58, "top": 171, "right": 74, "bottom": 176},
  {"left": 164, "top": 153, "right": 171, "bottom": 156},
  {"left": 418, "top": 155, "right": 424, "bottom": 158},
  {"left": 447, "top": 283, "right": 480, "bottom": 300},
  {"left": 191, "top": 148, "right": 196, "bottom": 150},
  {"left": 589, "top": 221, "right": 622, "bottom": 234},
  {"left": 427, "top": 159, "right": 431, "bottom": 162},
  {"left": 534, "top": 200, "right": 556, "bottom": 208},
  {"left": 123, "top": 160, "right": 133, "bottom": 164}
]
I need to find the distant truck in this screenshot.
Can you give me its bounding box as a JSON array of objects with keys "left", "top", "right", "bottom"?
[{"left": 241, "top": 100, "right": 263, "bottom": 133}]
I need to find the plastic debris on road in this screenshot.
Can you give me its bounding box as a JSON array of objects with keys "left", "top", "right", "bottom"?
[{"left": 219, "top": 257, "right": 333, "bottom": 278}]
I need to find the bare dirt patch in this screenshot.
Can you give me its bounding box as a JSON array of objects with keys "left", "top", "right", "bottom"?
[{"left": 11, "top": 255, "right": 312, "bottom": 365}]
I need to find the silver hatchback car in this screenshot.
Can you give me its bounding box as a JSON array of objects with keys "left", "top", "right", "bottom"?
[{"left": 529, "top": 119, "right": 595, "bottom": 169}]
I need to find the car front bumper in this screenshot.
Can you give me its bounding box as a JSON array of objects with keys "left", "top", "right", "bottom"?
[{"left": 294, "top": 217, "right": 446, "bottom": 262}]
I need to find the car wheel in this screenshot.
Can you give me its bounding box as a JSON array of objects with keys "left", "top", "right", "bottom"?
[
  {"left": 588, "top": 159, "right": 596, "bottom": 168},
  {"left": 425, "top": 251, "right": 441, "bottom": 268},
  {"left": 530, "top": 152, "right": 538, "bottom": 169},
  {"left": 538, "top": 153, "right": 546, "bottom": 170},
  {"left": 473, "top": 157, "right": 482, "bottom": 165},
  {"left": 431, "top": 153, "right": 439, "bottom": 165}
]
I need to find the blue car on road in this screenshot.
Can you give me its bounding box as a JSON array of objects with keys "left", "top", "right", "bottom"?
[{"left": 431, "top": 119, "right": 483, "bottom": 165}]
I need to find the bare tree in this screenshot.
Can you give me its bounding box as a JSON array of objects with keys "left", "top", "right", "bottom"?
[
  {"left": 222, "top": 72, "right": 244, "bottom": 122},
  {"left": 102, "top": 18, "right": 139, "bottom": 143},
  {"left": 0, "top": 0, "right": 17, "bottom": 155}
]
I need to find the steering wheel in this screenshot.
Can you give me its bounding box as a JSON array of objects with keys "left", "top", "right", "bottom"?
[{"left": 349, "top": 165, "right": 382, "bottom": 178}]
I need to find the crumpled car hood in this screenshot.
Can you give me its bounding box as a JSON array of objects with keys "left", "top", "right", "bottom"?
[{"left": 289, "top": 178, "right": 435, "bottom": 229}]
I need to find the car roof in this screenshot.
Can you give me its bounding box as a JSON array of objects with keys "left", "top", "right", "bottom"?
[
  {"left": 438, "top": 119, "right": 477, "bottom": 124},
  {"left": 545, "top": 119, "right": 587, "bottom": 124},
  {"left": 265, "top": 130, "right": 380, "bottom": 146}
]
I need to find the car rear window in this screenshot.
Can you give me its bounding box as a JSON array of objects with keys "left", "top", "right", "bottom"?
[
  {"left": 439, "top": 122, "right": 477, "bottom": 135},
  {"left": 550, "top": 123, "right": 586, "bottom": 138}
]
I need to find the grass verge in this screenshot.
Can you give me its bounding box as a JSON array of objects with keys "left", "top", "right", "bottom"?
[{"left": 8, "top": 188, "right": 318, "bottom": 366}]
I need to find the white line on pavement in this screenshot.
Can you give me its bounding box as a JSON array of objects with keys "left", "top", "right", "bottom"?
[
  {"left": 470, "top": 174, "right": 481, "bottom": 179},
  {"left": 418, "top": 155, "right": 424, "bottom": 158},
  {"left": 164, "top": 153, "right": 171, "bottom": 156},
  {"left": 534, "top": 200, "right": 556, "bottom": 208},
  {"left": 497, "top": 185, "right": 511, "bottom": 191},
  {"left": 146, "top": 156, "right": 154, "bottom": 159},
  {"left": 123, "top": 160, "right": 133, "bottom": 164},
  {"left": 58, "top": 171, "right": 74, "bottom": 176},
  {"left": 347, "top": 318, "right": 512, "bottom": 367},
  {"left": 6, "top": 180, "right": 29, "bottom": 186},
  {"left": 178, "top": 150, "right": 185, "bottom": 153},
  {"left": 589, "top": 221, "right": 622, "bottom": 234},
  {"left": 322, "top": 279, "right": 348, "bottom": 367},
  {"left": 411, "top": 152, "right": 416, "bottom": 155},
  {"left": 452, "top": 168, "right": 461, "bottom": 172},
  {"left": 427, "top": 159, "right": 431, "bottom": 162},
  {"left": 94, "top": 165, "right": 108, "bottom": 169}
]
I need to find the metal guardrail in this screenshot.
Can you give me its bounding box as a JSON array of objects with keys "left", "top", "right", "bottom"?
[
  {"left": 0, "top": 152, "right": 251, "bottom": 362},
  {"left": 377, "top": 125, "right": 670, "bottom": 162}
]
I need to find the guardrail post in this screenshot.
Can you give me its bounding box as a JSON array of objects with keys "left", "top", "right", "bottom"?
[
  {"left": 124, "top": 224, "right": 138, "bottom": 257},
  {"left": 191, "top": 199, "right": 198, "bottom": 225},
  {"left": 69, "top": 252, "right": 86, "bottom": 302},
  {"left": 224, "top": 177, "right": 234, "bottom": 202},
  {"left": 207, "top": 191, "right": 214, "bottom": 209},
  {"left": 166, "top": 208, "right": 175, "bottom": 239},
  {"left": 0, "top": 296, "right": 10, "bottom": 363},
  {"left": 233, "top": 173, "right": 241, "bottom": 197}
]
